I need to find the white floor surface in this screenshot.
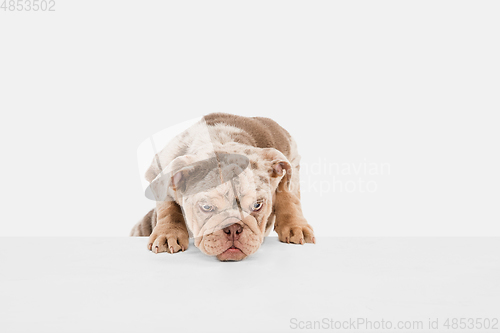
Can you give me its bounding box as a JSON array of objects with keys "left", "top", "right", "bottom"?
[{"left": 1, "top": 237, "right": 499, "bottom": 332}]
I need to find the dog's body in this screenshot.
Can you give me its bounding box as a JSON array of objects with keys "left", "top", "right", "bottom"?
[{"left": 131, "top": 113, "right": 314, "bottom": 261}]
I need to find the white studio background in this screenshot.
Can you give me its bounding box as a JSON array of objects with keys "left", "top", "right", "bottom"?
[{"left": 0, "top": 1, "right": 499, "bottom": 237}]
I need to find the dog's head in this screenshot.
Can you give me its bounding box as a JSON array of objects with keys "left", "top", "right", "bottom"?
[{"left": 146, "top": 145, "right": 291, "bottom": 261}]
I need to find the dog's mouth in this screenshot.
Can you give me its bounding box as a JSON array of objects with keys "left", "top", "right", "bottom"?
[
  {"left": 225, "top": 245, "right": 242, "bottom": 253},
  {"left": 216, "top": 244, "right": 247, "bottom": 261}
]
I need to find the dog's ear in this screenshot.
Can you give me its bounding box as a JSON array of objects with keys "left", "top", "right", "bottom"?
[
  {"left": 169, "top": 161, "right": 198, "bottom": 193},
  {"left": 261, "top": 148, "right": 292, "bottom": 190},
  {"left": 145, "top": 155, "right": 197, "bottom": 201}
]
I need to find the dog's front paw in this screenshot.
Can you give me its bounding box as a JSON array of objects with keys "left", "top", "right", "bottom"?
[
  {"left": 147, "top": 227, "right": 189, "bottom": 254},
  {"left": 275, "top": 221, "right": 315, "bottom": 245}
]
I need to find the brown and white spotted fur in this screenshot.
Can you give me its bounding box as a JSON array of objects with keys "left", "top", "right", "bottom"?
[{"left": 130, "top": 113, "right": 315, "bottom": 261}]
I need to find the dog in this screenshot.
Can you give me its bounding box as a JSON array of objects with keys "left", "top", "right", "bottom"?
[{"left": 131, "top": 113, "right": 315, "bottom": 261}]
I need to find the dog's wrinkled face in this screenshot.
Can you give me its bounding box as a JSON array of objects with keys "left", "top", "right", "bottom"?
[
  {"left": 181, "top": 165, "right": 273, "bottom": 261},
  {"left": 146, "top": 145, "right": 292, "bottom": 261}
]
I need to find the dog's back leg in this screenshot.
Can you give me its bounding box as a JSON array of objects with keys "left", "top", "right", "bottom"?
[{"left": 130, "top": 208, "right": 156, "bottom": 236}]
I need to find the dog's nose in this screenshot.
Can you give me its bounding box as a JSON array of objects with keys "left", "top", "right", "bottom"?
[{"left": 223, "top": 224, "right": 243, "bottom": 240}]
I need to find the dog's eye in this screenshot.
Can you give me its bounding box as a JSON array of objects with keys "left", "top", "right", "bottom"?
[
  {"left": 251, "top": 201, "right": 263, "bottom": 211},
  {"left": 200, "top": 204, "right": 214, "bottom": 212}
]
